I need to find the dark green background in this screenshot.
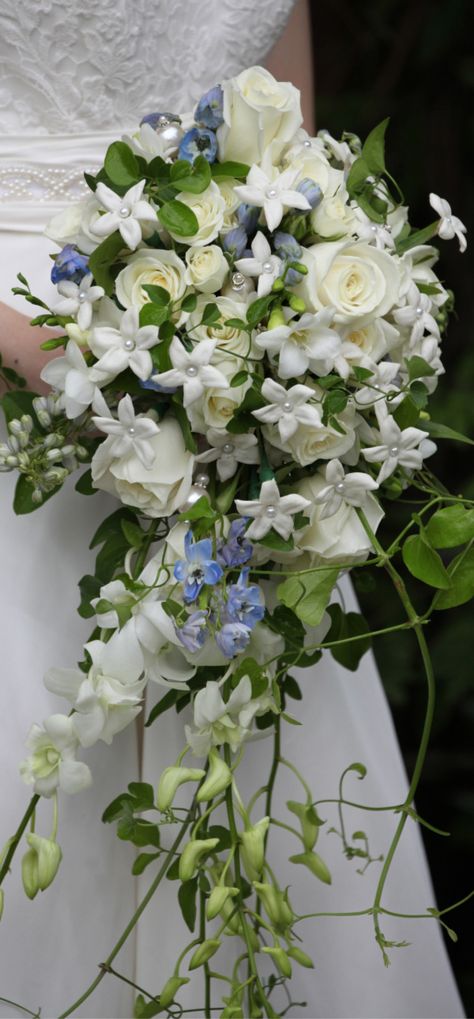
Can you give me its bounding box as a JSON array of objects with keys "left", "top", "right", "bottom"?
[{"left": 311, "top": 0, "right": 473, "bottom": 1012}]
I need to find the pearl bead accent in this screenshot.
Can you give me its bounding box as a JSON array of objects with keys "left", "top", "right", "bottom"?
[
  {"left": 371, "top": 224, "right": 377, "bottom": 233},
  {"left": 186, "top": 365, "right": 198, "bottom": 377},
  {"left": 124, "top": 338, "right": 135, "bottom": 350},
  {"left": 231, "top": 271, "right": 245, "bottom": 290},
  {"left": 416, "top": 305, "right": 423, "bottom": 316},
  {"left": 222, "top": 442, "right": 234, "bottom": 454},
  {"left": 128, "top": 426, "right": 135, "bottom": 435},
  {"left": 265, "top": 505, "right": 277, "bottom": 518},
  {"left": 303, "top": 139, "right": 312, "bottom": 148},
  {"left": 0, "top": 163, "right": 98, "bottom": 204},
  {"left": 335, "top": 482, "right": 345, "bottom": 493},
  {"left": 120, "top": 206, "right": 130, "bottom": 217},
  {"left": 78, "top": 291, "right": 87, "bottom": 302},
  {"left": 282, "top": 400, "right": 292, "bottom": 412},
  {"left": 262, "top": 260, "right": 273, "bottom": 273},
  {"left": 195, "top": 472, "right": 210, "bottom": 487},
  {"left": 389, "top": 445, "right": 399, "bottom": 456},
  {"left": 266, "top": 187, "right": 278, "bottom": 199}
]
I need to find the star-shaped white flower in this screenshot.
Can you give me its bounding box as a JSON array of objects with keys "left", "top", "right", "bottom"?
[
  {"left": 429, "top": 193, "right": 467, "bottom": 252},
  {"left": 235, "top": 478, "right": 311, "bottom": 542},
  {"left": 393, "top": 282, "right": 439, "bottom": 345},
  {"left": 354, "top": 361, "right": 401, "bottom": 407},
  {"left": 255, "top": 308, "right": 341, "bottom": 379},
  {"left": 234, "top": 232, "right": 282, "bottom": 297},
  {"left": 196, "top": 428, "right": 259, "bottom": 481},
  {"left": 234, "top": 165, "right": 311, "bottom": 232},
  {"left": 151, "top": 337, "right": 229, "bottom": 407},
  {"left": 361, "top": 404, "right": 435, "bottom": 483},
  {"left": 92, "top": 179, "right": 157, "bottom": 250},
  {"left": 53, "top": 274, "right": 104, "bottom": 330},
  {"left": 92, "top": 393, "right": 160, "bottom": 469},
  {"left": 89, "top": 307, "right": 159, "bottom": 381},
  {"left": 314, "top": 458, "right": 379, "bottom": 519},
  {"left": 352, "top": 206, "right": 395, "bottom": 250},
  {"left": 252, "top": 378, "right": 321, "bottom": 443},
  {"left": 40, "top": 341, "right": 106, "bottom": 420}
]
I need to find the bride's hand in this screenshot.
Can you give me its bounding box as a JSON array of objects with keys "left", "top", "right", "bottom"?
[{"left": 0, "top": 300, "right": 58, "bottom": 395}]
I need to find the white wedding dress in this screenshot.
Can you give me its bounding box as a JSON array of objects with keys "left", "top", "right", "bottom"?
[{"left": 0, "top": 3, "right": 464, "bottom": 1018}]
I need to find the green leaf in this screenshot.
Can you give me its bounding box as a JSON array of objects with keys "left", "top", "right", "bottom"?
[
  {"left": 178, "top": 878, "right": 198, "bottom": 933},
  {"left": 282, "top": 674, "right": 302, "bottom": 701},
  {"left": 346, "top": 156, "right": 370, "bottom": 197},
  {"left": 406, "top": 355, "right": 436, "bottom": 381},
  {"left": 393, "top": 396, "right": 421, "bottom": 430},
  {"left": 361, "top": 118, "right": 390, "bottom": 176},
  {"left": 409, "top": 381, "right": 429, "bottom": 410},
  {"left": 327, "top": 605, "right": 371, "bottom": 670},
  {"left": 434, "top": 546, "right": 474, "bottom": 610},
  {"left": 134, "top": 993, "right": 163, "bottom": 1018},
  {"left": 128, "top": 782, "right": 155, "bottom": 810},
  {"left": 211, "top": 161, "right": 250, "bottom": 179},
  {"left": 346, "top": 762, "right": 367, "bottom": 780},
  {"left": 121, "top": 519, "right": 144, "bottom": 548},
  {"left": 77, "top": 573, "right": 102, "bottom": 619},
  {"left": 104, "top": 141, "right": 140, "bottom": 186},
  {"left": 181, "top": 293, "right": 198, "bottom": 313},
  {"left": 402, "top": 534, "right": 451, "bottom": 588},
  {"left": 230, "top": 370, "right": 248, "bottom": 388},
  {"left": 171, "top": 399, "right": 198, "bottom": 454},
  {"left": 278, "top": 568, "right": 339, "bottom": 627},
  {"left": 201, "top": 302, "right": 221, "bottom": 325},
  {"left": 158, "top": 200, "right": 199, "bottom": 237},
  {"left": 246, "top": 296, "right": 272, "bottom": 328},
  {"left": 90, "top": 507, "right": 137, "bottom": 549},
  {"left": 206, "top": 825, "right": 232, "bottom": 851},
  {"left": 395, "top": 221, "right": 439, "bottom": 254},
  {"left": 132, "top": 852, "right": 160, "bottom": 876},
  {"left": 145, "top": 689, "right": 183, "bottom": 727},
  {"left": 268, "top": 604, "right": 305, "bottom": 652},
  {"left": 88, "top": 231, "right": 125, "bottom": 295},
  {"left": 1, "top": 389, "right": 38, "bottom": 424},
  {"left": 215, "top": 470, "right": 241, "bottom": 514},
  {"left": 142, "top": 284, "right": 171, "bottom": 306},
  {"left": 422, "top": 420, "right": 474, "bottom": 447},
  {"left": 13, "top": 475, "right": 60, "bottom": 514},
  {"left": 139, "top": 303, "right": 168, "bottom": 328},
  {"left": 425, "top": 505, "right": 474, "bottom": 549},
  {"left": 170, "top": 155, "right": 211, "bottom": 194},
  {"left": 146, "top": 155, "right": 170, "bottom": 180},
  {"left": 257, "top": 530, "right": 294, "bottom": 552},
  {"left": 75, "top": 468, "right": 95, "bottom": 496},
  {"left": 177, "top": 495, "right": 216, "bottom": 523}
]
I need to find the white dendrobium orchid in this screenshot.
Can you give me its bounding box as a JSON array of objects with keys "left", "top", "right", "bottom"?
[
  {"left": 151, "top": 338, "right": 229, "bottom": 407},
  {"left": 354, "top": 361, "right": 401, "bottom": 408},
  {"left": 92, "top": 180, "right": 157, "bottom": 249},
  {"left": 361, "top": 403, "right": 436, "bottom": 483},
  {"left": 235, "top": 478, "right": 311, "bottom": 541},
  {"left": 92, "top": 393, "right": 160, "bottom": 469},
  {"left": 255, "top": 309, "right": 341, "bottom": 379},
  {"left": 53, "top": 273, "right": 105, "bottom": 330},
  {"left": 234, "top": 232, "right": 282, "bottom": 297},
  {"left": 196, "top": 428, "right": 259, "bottom": 481},
  {"left": 184, "top": 676, "right": 274, "bottom": 757},
  {"left": 89, "top": 307, "right": 159, "bottom": 381},
  {"left": 351, "top": 206, "right": 395, "bottom": 250},
  {"left": 20, "top": 715, "right": 92, "bottom": 797},
  {"left": 234, "top": 164, "right": 311, "bottom": 232},
  {"left": 40, "top": 341, "right": 106, "bottom": 420},
  {"left": 252, "top": 379, "right": 321, "bottom": 443},
  {"left": 393, "top": 282, "right": 439, "bottom": 345},
  {"left": 44, "top": 626, "right": 145, "bottom": 748},
  {"left": 314, "top": 458, "right": 379, "bottom": 519},
  {"left": 429, "top": 193, "right": 467, "bottom": 252}
]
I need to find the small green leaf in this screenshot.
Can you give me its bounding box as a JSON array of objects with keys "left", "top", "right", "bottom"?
[
  {"left": 75, "top": 469, "right": 95, "bottom": 496},
  {"left": 422, "top": 420, "right": 474, "bottom": 447},
  {"left": 158, "top": 199, "right": 199, "bottom": 237},
  {"left": 132, "top": 852, "right": 160, "bottom": 876},
  {"left": 425, "top": 505, "right": 474, "bottom": 549},
  {"left": 327, "top": 605, "right": 371, "bottom": 670},
  {"left": 171, "top": 399, "right": 198, "bottom": 453},
  {"left": 211, "top": 161, "right": 250, "bottom": 179},
  {"left": 201, "top": 302, "right": 221, "bottom": 325},
  {"left": 104, "top": 141, "right": 141, "bottom": 186},
  {"left": 407, "top": 355, "right": 436, "bottom": 381},
  {"left": 178, "top": 878, "right": 198, "bottom": 933},
  {"left": 434, "top": 546, "right": 474, "bottom": 610},
  {"left": 395, "top": 221, "right": 439, "bottom": 254},
  {"left": 121, "top": 519, "right": 144, "bottom": 548},
  {"left": 278, "top": 568, "right": 339, "bottom": 627},
  {"left": 361, "top": 118, "right": 390, "bottom": 176},
  {"left": 146, "top": 689, "right": 183, "bottom": 727},
  {"left": 1, "top": 389, "right": 38, "bottom": 424},
  {"left": 257, "top": 530, "right": 294, "bottom": 552},
  {"left": 13, "top": 475, "right": 60, "bottom": 514},
  {"left": 77, "top": 573, "right": 102, "bottom": 619},
  {"left": 181, "top": 293, "right": 198, "bottom": 312},
  {"left": 142, "top": 284, "right": 171, "bottom": 306},
  {"left": 402, "top": 534, "right": 451, "bottom": 589},
  {"left": 171, "top": 155, "right": 211, "bottom": 194},
  {"left": 139, "top": 303, "right": 168, "bottom": 328},
  {"left": 88, "top": 230, "right": 125, "bottom": 295},
  {"left": 246, "top": 296, "right": 272, "bottom": 328},
  {"left": 230, "top": 370, "right": 248, "bottom": 388},
  {"left": 346, "top": 156, "right": 370, "bottom": 197}
]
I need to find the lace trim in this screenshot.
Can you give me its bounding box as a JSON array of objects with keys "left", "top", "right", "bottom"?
[{"left": 0, "top": 164, "right": 97, "bottom": 204}]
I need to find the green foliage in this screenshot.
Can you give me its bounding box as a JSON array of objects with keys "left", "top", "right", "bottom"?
[
  {"left": 326, "top": 604, "right": 372, "bottom": 670},
  {"left": 104, "top": 141, "right": 141, "bottom": 186},
  {"left": 88, "top": 231, "right": 125, "bottom": 294},
  {"left": 277, "top": 567, "right": 339, "bottom": 627},
  {"left": 158, "top": 199, "right": 199, "bottom": 237},
  {"left": 402, "top": 533, "right": 451, "bottom": 588},
  {"left": 433, "top": 546, "right": 474, "bottom": 610}
]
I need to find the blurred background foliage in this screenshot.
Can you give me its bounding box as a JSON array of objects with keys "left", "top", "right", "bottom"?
[{"left": 311, "top": 0, "right": 473, "bottom": 1011}]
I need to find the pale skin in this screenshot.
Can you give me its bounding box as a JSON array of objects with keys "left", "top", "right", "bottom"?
[{"left": 0, "top": 0, "right": 315, "bottom": 396}]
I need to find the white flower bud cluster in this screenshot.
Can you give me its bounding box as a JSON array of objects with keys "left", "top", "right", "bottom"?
[{"left": 0, "top": 409, "right": 87, "bottom": 502}]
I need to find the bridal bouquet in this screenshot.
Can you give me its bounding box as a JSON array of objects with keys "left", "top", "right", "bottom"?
[{"left": 1, "top": 67, "right": 473, "bottom": 1018}]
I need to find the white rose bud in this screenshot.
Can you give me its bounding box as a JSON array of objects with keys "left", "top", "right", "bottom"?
[
  {"left": 218, "top": 66, "right": 303, "bottom": 164},
  {"left": 185, "top": 245, "right": 229, "bottom": 293}
]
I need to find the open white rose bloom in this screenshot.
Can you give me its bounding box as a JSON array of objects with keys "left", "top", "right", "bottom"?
[{"left": 1, "top": 66, "right": 472, "bottom": 1019}]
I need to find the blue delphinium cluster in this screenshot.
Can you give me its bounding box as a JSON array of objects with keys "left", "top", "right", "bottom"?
[
  {"left": 174, "top": 528, "right": 264, "bottom": 659},
  {"left": 50, "top": 244, "right": 89, "bottom": 285},
  {"left": 178, "top": 84, "right": 224, "bottom": 165}
]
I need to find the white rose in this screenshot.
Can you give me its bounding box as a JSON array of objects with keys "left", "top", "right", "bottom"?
[
  {"left": 294, "top": 471, "right": 383, "bottom": 563},
  {"left": 297, "top": 240, "right": 401, "bottom": 327},
  {"left": 188, "top": 359, "right": 251, "bottom": 433},
  {"left": 91, "top": 416, "right": 194, "bottom": 517},
  {"left": 311, "top": 181, "right": 356, "bottom": 238},
  {"left": 186, "top": 295, "right": 255, "bottom": 360},
  {"left": 45, "top": 195, "right": 103, "bottom": 255},
  {"left": 341, "top": 318, "right": 400, "bottom": 362},
  {"left": 185, "top": 246, "right": 229, "bottom": 294},
  {"left": 116, "top": 249, "right": 187, "bottom": 309},
  {"left": 218, "top": 66, "right": 302, "bottom": 165},
  {"left": 284, "top": 146, "right": 334, "bottom": 195},
  {"left": 168, "top": 182, "right": 226, "bottom": 247},
  {"left": 217, "top": 177, "right": 242, "bottom": 234}
]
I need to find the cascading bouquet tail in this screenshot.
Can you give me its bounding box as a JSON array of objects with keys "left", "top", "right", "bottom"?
[{"left": 1, "top": 65, "right": 473, "bottom": 1018}]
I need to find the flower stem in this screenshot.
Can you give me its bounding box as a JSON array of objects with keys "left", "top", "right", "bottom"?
[{"left": 0, "top": 794, "right": 39, "bottom": 886}]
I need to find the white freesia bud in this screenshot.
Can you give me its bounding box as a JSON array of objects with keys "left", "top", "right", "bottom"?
[
  {"left": 240, "top": 817, "right": 269, "bottom": 881},
  {"left": 196, "top": 749, "right": 232, "bottom": 802},
  {"left": 178, "top": 837, "right": 220, "bottom": 882},
  {"left": 156, "top": 766, "right": 205, "bottom": 812},
  {"left": 206, "top": 884, "right": 239, "bottom": 921}
]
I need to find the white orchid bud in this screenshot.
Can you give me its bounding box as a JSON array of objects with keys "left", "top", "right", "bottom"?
[
  {"left": 206, "top": 884, "right": 239, "bottom": 920},
  {"left": 262, "top": 945, "right": 292, "bottom": 978},
  {"left": 159, "top": 975, "right": 190, "bottom": 1009},
  {"left": 21, "top": 835, "right": 62, "bottom": 899},
  {"left": 253, "top": 881, "right": 294, "bottom": 932},
  {"left": 188, "top": 938, "right": 221, "bottom": 970},
  {"left": 241, "top": 817, "right": 269, "bottom": 881},
  {"left": 178, "top": 838, "right": 219, "bottom": 882},
  {"left": 287, "top": 799, "right": 322, "bottom": 850},
  {"left": 289, "top": 850, "right": 331, "bottom": 884},
  {"left": 157, "top": 766, "right": 205, "bottom": 812},
  {"left": 197, "top": 750, "right": 232, "bottom": 802}
]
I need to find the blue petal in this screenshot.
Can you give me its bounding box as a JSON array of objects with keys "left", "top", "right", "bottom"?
[
  {"left": 203, "top": 561, "right": 223, "bottom": 586},
  {"left": 188, "top": 537, "right": 213, "bottom": 564}
]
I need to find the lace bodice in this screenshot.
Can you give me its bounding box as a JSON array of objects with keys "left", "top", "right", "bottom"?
[{"left": 0, "top": 0, "right": 296, "bottom": 136}]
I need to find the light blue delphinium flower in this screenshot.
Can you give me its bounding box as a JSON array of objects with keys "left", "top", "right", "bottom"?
[
  {"left": 236, "top": 203, "right": 260, "bottom": 236},
  {"left": 195, "top": 85, "right": 224, "bottom": 130},
  {"left": 139, "top": 376, "right": 178, "bottom": 395},
  {"left": 274, "top": 231, "right": 302, "bottom": 261},
  {"left": 179, "top": 127, "right": 217, "bottom": 164},
  {"left": 226, "top": 568, "right": 265, "bottom": 630},
  {"left": 215, "top": 622, "right": 251, "bottom": 659},
  {"left": 174, "top": 531, "right": 223, "bottom": 604},
  {"left": 295, "top": 178, "right": 322, "bottom": 210},
  {"left": 217, "top": 519, "right": 253, "bottom": 568},
  {"left": 176, "top": 610, "right": 209, "bottom": 653},
  {"left": 222, "top": 225, "right": 248, "bottom": 260},
  {"left": 51, "top": 245, "right": 89, "bottom": 285}
]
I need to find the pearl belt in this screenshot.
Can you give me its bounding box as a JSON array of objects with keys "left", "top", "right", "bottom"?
[{"left": 0, "top": 164, "right": 97, "bottom": 204}]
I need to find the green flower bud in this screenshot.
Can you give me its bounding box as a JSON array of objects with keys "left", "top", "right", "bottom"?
[
  {"left": 262, "top": 945, "right": 292, "bottom": 978},
  {"left": 287, "top": 800, "right": 322, "bottom": 851},
  {"left": 220, "top": 895, "right": 242, "bottom": 935},
  {"left": 288, "top": 295, "right": 306, "bottom": 314},
  {"left": 188, "top": 938, "right": 221, "bottom": 970},
  {"left": 253, "top": 881, "right": 294, "bottom": 932},
  {"left": 159, "top": 975, "right": 190, "bottom": 1009},
  {"left": 240, "top": 817, "right": 269, "bottom": 881},
  {"left": 178, "top": 838, "right": 219, "bottom": 882},
  {"left": 287, "top": 945, "right": 315, "bottom": 968},
  {"left": 267, "top": 306, "right": 286, "bottom": 329},
  {"left": 21, "top": 848, "right": 39, "bottom": 900},
  {"left": 157, "top": 766, "right": 205, "bottom": 812},
  {"left": 271, "top": 278, "right": 285, "bottom": 293},
  {"left": 289, "top": 850, "right": 331, "bottom": 884},
  {"left": 197, "top": 750, "right": 232, "bottom": 802},
  {"left": 290, "top": 261, "right": 308, "bottom": 275},
  {"left": 27, "top": 834, "right": 62, "bottom": 891},
  {"left": 206, "top": 884, "right": 239, "bottom": 920}
]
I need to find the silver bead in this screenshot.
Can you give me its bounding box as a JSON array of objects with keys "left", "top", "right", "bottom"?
[
  {"left": 222, "top": 442, "right": 234, "bottom": 455},
  {"left": 282, "top": 400, "right": 292, "bottom": 412},
  {"left": 186, "top": 365, "right": 198, "bottom": 377},
  {"left": 195, "top": 472, "right": 210, "bottom": 488},
  {"left": 262, "top": 260, "right": 273, "bottom": 273},
  {"left": 158, "top": 123, "right": 184, "bottom": 151},
  {"left": 179, "top": 485, "right": 210, "bottom": 513},
  {"left": 265, "top": 505, "right": 277, "bottom": 518},
  {"left": 231, "top": 271, "right": 246, "bottom": 291},
  {"left": 303, "top": 139, "right": 312, "bottom": 148},
  {"left": 371, "top": 224, "right": 377, "bottom": 233}
]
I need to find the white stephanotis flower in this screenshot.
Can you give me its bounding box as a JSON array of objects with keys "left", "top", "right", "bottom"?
[
  {"left": 314, "top": 458, "right": 379, "bottom": 519},
  {"left": 92, "top": 393, "right": 160, "bottom": 469},
  {"left": 123, "top": 122, "right": 177, "bottom": 162},
  {"left": 429, "top": 193, "right": 467, "bottom": 252},
  {"left": 89, "top": 307, "right": 159, "bottom": 381},
  {"left": 151, "top": 337, "right": 229, "bottom": 407},
  {"left": 44, "top": 626, "right": 145, "bottom": 749},
  {"left": 20, "top": 715, "right": 92, "bottom": 797},
  {"left": 235, "top": 478, "right": 311, "bottom": 541},
  {"left": 234, "top": 164, "right": 311, "bottom": 232},
  {"left": 53, "top": 274, "right": 104, "bottom": 330},
  {"left": 184, "top": 676, "right": 275, "bottom": 757},
  {"left": 196, "top": 428, "right": 259, "bottom": 481},
  {"left": 361, "top": 403, "right": 435, "bottom": 483},
  {"left": 354, "top": 360, "right": 402, "bottom": 408},
  {"left": 92, "top": 180, "right": 157, "bottom": 250},
  {"left": 40, "top": 341, "right": 106, "bottom": 420},
  {"left": 252, "top": 379, "right": 321, "bottom": 443},
  {"left": 235, "top": 232, "right": 282, "bottom": 297},
  {"left": 351, "top": 206, "right": 395, "bottom": 250},
  {"left": 393, "top": 282, "right": 439, "bottom": 345},
  {"left": 255, "top": 308, "right": 341, "bottom": 379}
]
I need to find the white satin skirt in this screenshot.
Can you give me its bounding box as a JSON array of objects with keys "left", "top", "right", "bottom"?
[{"left": 0, "top": 134, "right": 465, "bottom": 1019}]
